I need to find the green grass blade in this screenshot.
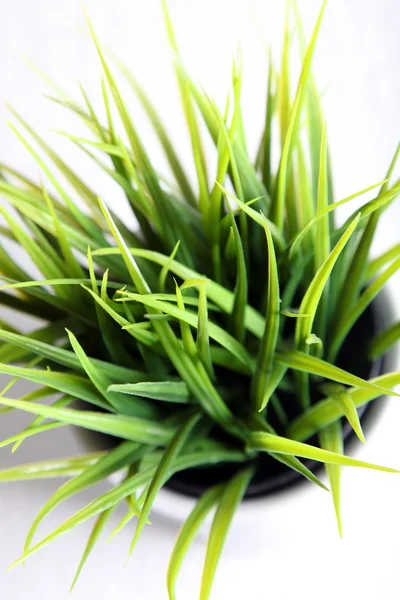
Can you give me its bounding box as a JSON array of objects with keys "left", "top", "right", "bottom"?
[
  {"left": 287, "top": 372, "right": 400, "bottom": 442},
  {"left": 159, "top": 241, "right": 181, "bottom": 292},
  {"left": 0, "top": 419, "right": 66, "bottom": 447},
  {"left": 70, "top": 506, "right": 116, "bottom": 592},
  {"left": 294, "top": 214, "right": 360, "bottom": 407},
  {"left": 259, "top": 48, "right": 274, "bottom": 192},
  {"left": 196, "top": 284, "right": 215, "bottom": 378},
  {"left": 98, "top": 198, "right": 150, "bottom": 294},
  {"left": 295, "top": 214, "right": 360, "bottom": 352},
  {"left": 128, "top": 413, "right": 200, "bottom": 556},
  {"left": 323, "top": 384, "right": 365, "bottom": 443},
  {"left": 225, "top": 198, "right": 247, "bottom": 343},
  {"left": 319, "top": 421, "right": 343, "bottom": 536},
  {"left": 247, "top": 431, "right": 397, "bottom": 472},
  {"left": 167, "top": 484, "right": 223, "bottom": 600},
  {"left": 109, "top": 381, "right": 190, "bottom": 404},
  {"left": 0, "top": 328, "right": 147, "bottom": 384},
  {"left": 0, "top": 453, "right": 105, "bottom": 482},
  {"left": 313, "top": 123, "right": 329, "bottom": 335},
  {"left": 200, "top": 468, "right": 254, "bottom": 600},
  {"left": 11, "top": 395, "right": 74, "bottom": 453},
  {"left": 0, "top": 397, "right": 176, "bottom": 445},
  {"left": 0, "top": 363, "right": 109, "bottom": 410},
  {"left": 251, "top": 215, "right": 280, "bottom": 411},
  {"left": 276, "top": 348, "right": 399, "bottom": 397}
]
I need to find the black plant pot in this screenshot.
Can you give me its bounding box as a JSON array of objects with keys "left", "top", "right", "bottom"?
[{"left": 164, "top": 292, "right": 397, "bottom": 500}]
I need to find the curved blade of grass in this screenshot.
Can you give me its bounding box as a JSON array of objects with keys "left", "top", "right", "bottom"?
[
  {"left": 294, "top": 214, "right": 360, "bottom": 407},
  {"left": 0, "top": 397, "right": 176, "bottom": 445},
  {"left": 128, "top": 413, "right": 200, "bottom": 556},
  {"left": 369, "top": 321, "right": 400, "bottom": 360},
  {"left": 287, "top": 372, "right": 400, "bottom": 442},
  {"left": 0, "top": 453, "right": 105, "bottom": 482},
  {"left": 319, "top": 421, "right": 343, "bottom": 537},
  {"left": 251, "top": 214, "right": 280, "bottom": 411},
  {"left": 247, "top": 431, "right": 397, "bottom": 472},
  {"left": 167, "top": 484, "right": 223, "bottom": 600},
  {"left": 295, "top": 214, "right": 360, "bottom": 350},
  {"left": 295, "top": 215, "right": 360, "bottom": 407},
  {"left": 200, "top": 467, "right": 254, "bottom": 600},
  {"left": 108, "top": 381, "right": 190, "bottom": 404}
]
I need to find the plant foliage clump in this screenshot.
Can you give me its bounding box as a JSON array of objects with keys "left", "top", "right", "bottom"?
[{"left": 0, "top": 2, "right": 399, "bottom": 597}]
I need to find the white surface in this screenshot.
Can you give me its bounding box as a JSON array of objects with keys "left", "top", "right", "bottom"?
[{"left": 0, "top": 1, "right": 400, "bottom": 599}]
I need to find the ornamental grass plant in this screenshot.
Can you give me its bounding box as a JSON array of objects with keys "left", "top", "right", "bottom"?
[{"left": 0, "top": 1, "right": 400, "bottom": 598}]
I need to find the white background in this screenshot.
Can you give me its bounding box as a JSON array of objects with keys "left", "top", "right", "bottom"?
[{"left": 0, "top": 1, "right": 400, "bottom": 599}]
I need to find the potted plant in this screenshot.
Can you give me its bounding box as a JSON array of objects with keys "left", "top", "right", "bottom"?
[{"left": 0, "top": 1, "right": 399, "bottom": 598}]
